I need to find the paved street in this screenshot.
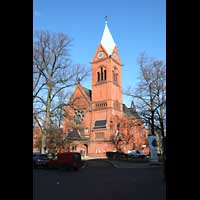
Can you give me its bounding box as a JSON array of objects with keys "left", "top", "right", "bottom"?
[{"left": 33, "top": 159, "right": 166, "bottom": 200}]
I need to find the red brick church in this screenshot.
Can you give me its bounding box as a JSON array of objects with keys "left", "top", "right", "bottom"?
[{"left": 62, "top": 21, "right": 149, "bottom": 157}]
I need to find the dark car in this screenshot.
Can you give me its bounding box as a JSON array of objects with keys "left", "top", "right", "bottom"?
[
  {"left": 33, "top": 152, "right": 40, "bottom": 165},
  {"left": 127, "top": 150, "right": 147, "bottom": 159},
  {"left": 48, "top": 152, "right": 82, "bottom": 171},
  {"left": 33, "top": 153, "right": 49, "bottom": 168}
]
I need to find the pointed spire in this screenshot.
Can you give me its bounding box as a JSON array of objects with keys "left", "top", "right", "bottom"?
[
  {"left": 130, "top": 100, "right": 136, "bottom": 112},
  {"left": 77, "top": 77, "right": 81, "bottom": 84},
  {"left": 100, "top": 17, "right": 116, "bottom": 55},
  {"left": 131, "top": 100, "right": 135, "bottom": 109}
]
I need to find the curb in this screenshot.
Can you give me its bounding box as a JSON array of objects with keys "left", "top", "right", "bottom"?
[
  {"left": 106, "top": 160, "right": 119, "bottom": 168},
  {"left": 80, "top": 159, "right": 164, "bottom": 169},
  {"left": 149, "top": 162, "right": 164, "bottom": 166},
  {"left": 81, "top": 161, "right": 88, "bottom": 169},
  {"left": 106, "top": 160, "right": 164, "bottom": 169}
]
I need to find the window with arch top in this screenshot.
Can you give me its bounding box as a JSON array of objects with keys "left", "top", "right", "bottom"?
[
  {"left": 97, "top": 66, "right": 106, "bottom": 82},
  {"left": 113, "top": 67, "right": 118, "bottom": 84}
]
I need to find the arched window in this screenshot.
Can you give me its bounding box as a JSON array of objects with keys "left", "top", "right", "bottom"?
[
  {"left": 112, "top": 71, "right": 115, "bottom": 82},
  {"left": 104, "top": 70, "right": 106, "bottom": 80},
  {"left": 97, "top": 72, "right": 100, "bottom": 82},
  {"left": 101, "top": 67, "right": 103, "bottom": 81},
  {"left": 97, "top": 66, "right": 106, "bottom": 82},
  {"left": 113, "top": 67, "right": 118, "bottom": 84}
]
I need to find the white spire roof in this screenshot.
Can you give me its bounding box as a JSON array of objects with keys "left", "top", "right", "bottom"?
[{"left": 100, "top": 22, "right": 116, "bottom": 55}]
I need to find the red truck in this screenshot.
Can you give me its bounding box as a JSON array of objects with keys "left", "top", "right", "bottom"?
[{"left": 48, "top": 152, "right": 82, "bottom": 171}]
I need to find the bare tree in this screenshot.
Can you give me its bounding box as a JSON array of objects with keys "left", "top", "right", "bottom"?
[
  {"left": 124, "top": 52, "right": 166, "bottom": 156},
  {"left": 110, "top": 114, "right": 148, "bottom": 153},
  {"left": 33, "top": 30, "right": 90, "bottom": 153},
  {"left": 50, "top": 90, "right": 71, "bottom": 129}
]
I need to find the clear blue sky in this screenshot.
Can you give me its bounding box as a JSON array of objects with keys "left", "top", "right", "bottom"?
[{"left": 33, "top": 0, "right": 166, "bottom": 107}]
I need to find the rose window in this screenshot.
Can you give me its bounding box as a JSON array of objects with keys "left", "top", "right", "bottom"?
[{"left": 74, "top": 110, "right": 84, "bottom": 125}]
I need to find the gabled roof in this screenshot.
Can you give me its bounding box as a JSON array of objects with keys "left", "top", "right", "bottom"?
[
  {"left": 100, "top": 22, "right": 116, "bottom": 55},
  {"left": 69, "top": 83, "right": 92, "bottom": 105},
  {"left": 67, "top": 129, "right": 81, "bottom": 139},
  {"left": 123, "top": 104, "right": 140, "bottom": 118}
]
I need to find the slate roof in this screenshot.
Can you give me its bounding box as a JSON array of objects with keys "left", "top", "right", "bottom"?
[
  {"left": 100, "top": 22, "right": 116, "bottom": 55},
  {"left": 82, "top": 86, "right": 92, "bottom": 101},
  {"left": 67, "top": 129, "right": 81, "bottom": 138},
  {"left": 65, "top": 128, "right": 89, "bottom": 141},
  {"left": 123, "top": 104, "right": 140, "bottom": 118}
]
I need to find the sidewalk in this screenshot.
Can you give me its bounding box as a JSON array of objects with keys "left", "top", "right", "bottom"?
[
  {"left": 81, "top": 156, "right": 107, "bottom": 160},
  {"left": 106, "top": 160, "right": 164, "bottom": 168},
  {"left": 81, "top": 156, "right": 164, "bottom": 169}
]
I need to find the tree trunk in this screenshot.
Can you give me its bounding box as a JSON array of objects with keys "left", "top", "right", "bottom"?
[
  {"left": 41, "top": 87, "right": 52, "bottom": 154},
  {"left": 159, "top": 105, "right": 165, "bottom": 158},
  {"left": 149, "top": 83, "right": 155, "bottom": 135},
  {"left": 151, "top": 112, "right": 155, "bottom": 135},
  {"left": 41, "top": 133, "right": 46, "bottom": 154}
]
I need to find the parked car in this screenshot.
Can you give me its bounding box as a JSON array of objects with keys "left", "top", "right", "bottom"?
[
  {"left": 33, "top": 152, "right": 40, "bottom": 164},
  {"left": 33, "top": 152, "right": 40, "bottom": 157},
  {"left": 33, "top": 153, "right": 49, "bottom": 168},
  {"left": 47, "top": 152, "right": 56, "bottom": 159},
  {"left": 127, "top": 150, "right": 146, "bottom": 159},
  {"left": 48, "top": 152, "right": 82, "bottom": 171}
]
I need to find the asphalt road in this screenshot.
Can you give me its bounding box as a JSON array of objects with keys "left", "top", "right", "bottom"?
[{"left": 33, "top": 159, "right": 166, "bottom": 200}]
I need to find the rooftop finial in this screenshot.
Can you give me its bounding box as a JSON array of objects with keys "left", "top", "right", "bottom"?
[
  {"left": 105, "top": 16, "right": 108, "bottom": 24},
  {"left": 77, "top": 77, "right": 81, "bottom": 84}
]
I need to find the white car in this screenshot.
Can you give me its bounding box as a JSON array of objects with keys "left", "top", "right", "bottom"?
[{"left": 127, "top": 150, "right": 146, "bottom": 158}]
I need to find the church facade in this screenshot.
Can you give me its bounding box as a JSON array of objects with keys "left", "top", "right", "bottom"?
[{"left": 62, "top": 21, "right": 149, "bottom": 157}]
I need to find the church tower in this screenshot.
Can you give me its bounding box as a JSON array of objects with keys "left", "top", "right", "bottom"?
[
  {"left": 89, "top": 19, "right": 123, "bottom": 155},
  {"left": 61, "top": 18, "right": 149, "bottom": 157}
]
